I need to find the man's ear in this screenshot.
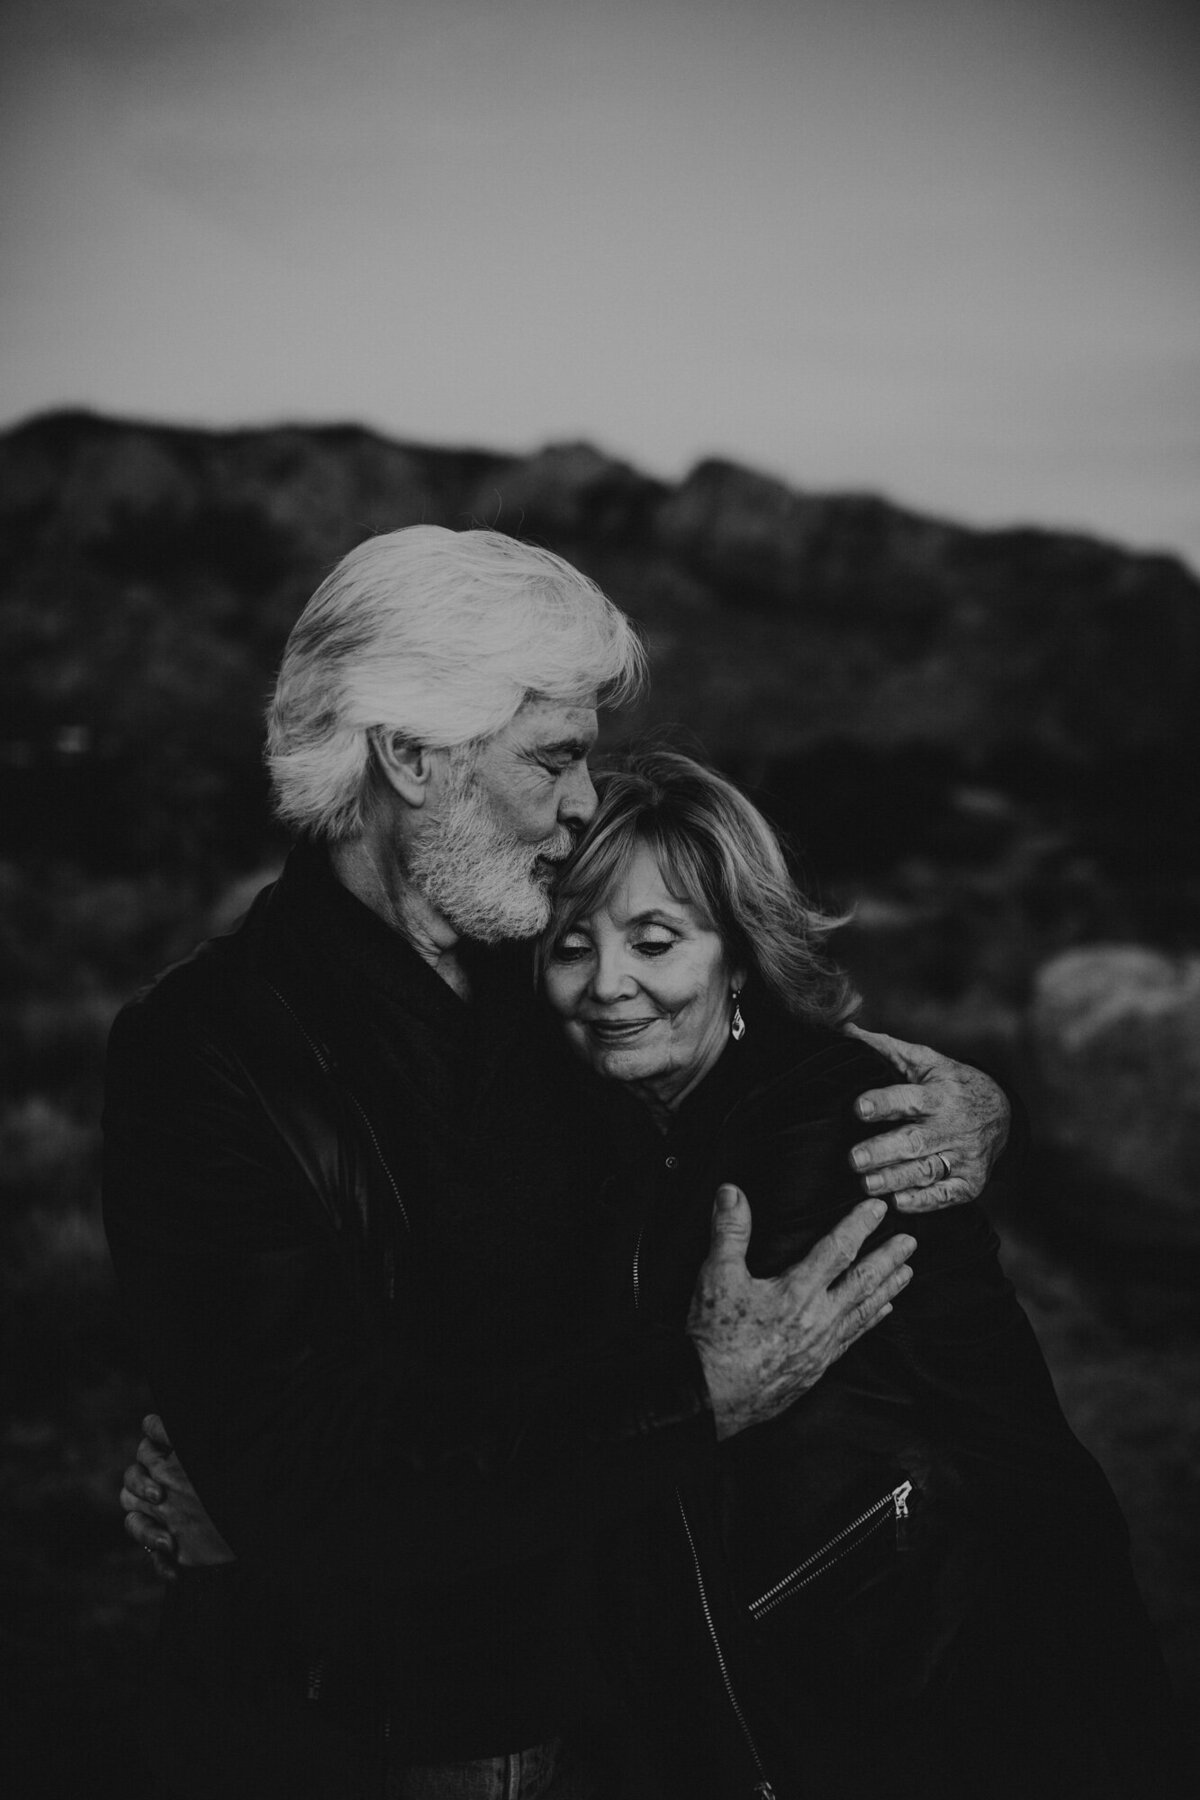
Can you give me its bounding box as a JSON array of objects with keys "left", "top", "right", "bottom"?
[{"left": 370, "top": 729, "right": 444, "bottom": 809}]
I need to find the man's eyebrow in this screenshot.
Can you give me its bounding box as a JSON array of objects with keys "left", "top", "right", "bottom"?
[{"left": 530, "top": 736, "right": 595, "bottom": 759}]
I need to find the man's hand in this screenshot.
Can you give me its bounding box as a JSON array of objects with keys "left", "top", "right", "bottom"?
[
  {"left": 687, "top": 1187, "right": 914, "bottom": 1441},
  {"left": 120, "top": 1413, "right": 235, "bottom": 1578},
  {"left": 844, "top": 1024, "right": 1010, "bottom": 1212}
]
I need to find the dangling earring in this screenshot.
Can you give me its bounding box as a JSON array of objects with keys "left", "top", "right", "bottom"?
[{"left": 730, "top": 989, "right": 746, "bottom": 1042}]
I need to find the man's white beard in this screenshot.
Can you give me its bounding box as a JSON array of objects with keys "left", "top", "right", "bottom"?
[{"left": 408, "top": 772, "right": 574, "bottom": 944}]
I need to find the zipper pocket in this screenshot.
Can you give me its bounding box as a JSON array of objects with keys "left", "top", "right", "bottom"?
[
  {"left": 748, "top": 1480, "right": 913, "bottom": 1622},
  {"left": 677, "top": 1489, "right": 777, "bottom": 1800}
]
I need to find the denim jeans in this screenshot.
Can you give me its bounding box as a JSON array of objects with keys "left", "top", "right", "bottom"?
[
  {"left": 388, "top": 1737, "right": 602, "bottom": 1800},
  {"left": 150, "top": 1573, "right": 625, "bottom": 1799}
]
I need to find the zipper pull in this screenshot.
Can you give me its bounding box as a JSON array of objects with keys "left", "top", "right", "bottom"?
[
  {"left": 751, "top": 1783, "right": 777, "bottom": 1798},
  {"left": 893, "top": 1479, "right": 913, "bottom": 1552}
]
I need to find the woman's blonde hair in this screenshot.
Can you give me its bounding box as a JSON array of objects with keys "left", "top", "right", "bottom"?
[{"left": 543, "top": 749, "right": 859, "bottom": 1026}]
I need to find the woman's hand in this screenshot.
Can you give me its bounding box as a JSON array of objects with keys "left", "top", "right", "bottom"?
[
  {"left": 843, "top": 1025, "right": 1011, "bottom": 1211},
  {"left": 120, "top": 1413, "right": 235, "bottom": 1578},
  {"left": 689, "top": 1187, "right": 915, "bottom": 1440}
]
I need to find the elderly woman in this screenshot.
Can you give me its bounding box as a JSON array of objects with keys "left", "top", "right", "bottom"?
[
  {"left": 125, "top": 752, "right": 1186, "bottom": 1798},
  {"left": 536, "top": 751, "right": 1184, "bottom": 1798}
]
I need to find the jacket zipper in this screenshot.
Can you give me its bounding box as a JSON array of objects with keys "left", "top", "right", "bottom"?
[
  {"left": 343, "top": 1087, "right": 410, "bottom": 1234},
  {"left": 266, "top": 980, "right": 410, "bottom": 1235},
  {"left": 676, "top": 1489, "right": 777, "bottom": 1800},
  {"left": 632, "top": 1232, "right": 775, "bottom": 1798},
  {"left": 748, "top": 1480, "right": 913, "bottom": 1621},
  {"left": 270, "top": 977, "right": 409, "bottom": 1713}
]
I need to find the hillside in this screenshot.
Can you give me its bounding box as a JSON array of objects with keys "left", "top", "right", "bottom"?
[{"left": 4, "top": 409, "right": 1198, "bottom": 889}]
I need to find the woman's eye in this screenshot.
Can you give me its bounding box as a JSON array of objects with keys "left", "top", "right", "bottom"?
[
  {"left": 634, "top": 938, "right": 675, "bottom": 957},
  {"left": 551, "top": 941, "right": 591, "bottom": 963}
]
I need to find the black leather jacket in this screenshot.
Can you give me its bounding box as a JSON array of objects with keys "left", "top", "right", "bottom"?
[
  {"left": 102, "top": 847, "right": 714, "bottom": 1760},
  {"left": 583, "top": 1003, "right": 1140, "bottom": 1800}
]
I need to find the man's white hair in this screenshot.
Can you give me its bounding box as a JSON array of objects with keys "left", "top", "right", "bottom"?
[{"left": 266, "top": 525, "right": 646, "bottom": 841}]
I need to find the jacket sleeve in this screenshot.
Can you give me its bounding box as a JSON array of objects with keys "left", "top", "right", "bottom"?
[
  {"left": 102, "top": 989, "right": 715, "bottom": 1609},
  {"left": 779, "top": 1044, "right": 1122, "bottom": 1526}
]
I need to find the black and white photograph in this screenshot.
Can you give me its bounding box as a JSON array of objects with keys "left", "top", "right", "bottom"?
[{"left": 2, "top": 4, "right": 1198, "bottom": 1795}]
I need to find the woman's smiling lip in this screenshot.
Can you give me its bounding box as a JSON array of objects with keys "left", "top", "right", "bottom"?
[{"left": 581, "top": 1017, "right": 659, "bottom": 1040}]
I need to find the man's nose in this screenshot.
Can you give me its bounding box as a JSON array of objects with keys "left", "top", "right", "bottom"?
[{"left": 558, "top": 760, "right": 597, "bottom": 826}]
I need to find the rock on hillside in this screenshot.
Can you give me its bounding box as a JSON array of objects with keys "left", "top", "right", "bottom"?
[{"left": 1031, "top": 947, "right": 1200, "bottom": 1248}]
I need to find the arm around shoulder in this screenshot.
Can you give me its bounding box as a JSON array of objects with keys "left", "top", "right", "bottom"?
[
  {"left": 843, "top": 1024, "right": 1018, "bottom": 1211},
  {"left": 102, "top": 982, "right": 714, "bottom": 1604}
]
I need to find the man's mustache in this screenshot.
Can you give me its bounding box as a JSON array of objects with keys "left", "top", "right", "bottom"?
[{"left": 536, "top": 828, "right": 578, "bottom": 868}]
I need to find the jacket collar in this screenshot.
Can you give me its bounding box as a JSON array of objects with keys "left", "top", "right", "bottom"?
[
  {"left": 265, "top": 839, "right": 538, "bottom": 1040},
  {"left": 575, "top": 983, "right": 839, "bottom": 1159}
]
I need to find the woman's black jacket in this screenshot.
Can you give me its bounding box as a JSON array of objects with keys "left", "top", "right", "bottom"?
[{"left": 579, "top": 1001, "right": 1165, "bottom": 1800}]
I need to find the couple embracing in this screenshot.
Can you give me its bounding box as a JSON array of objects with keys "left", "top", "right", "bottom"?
[{"left": 107, "top": 527, "right": 1185, "bottom": 1798}]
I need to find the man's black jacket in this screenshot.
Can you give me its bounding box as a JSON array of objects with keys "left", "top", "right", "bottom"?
[{"left": 102, "top": 844, "right": 713, "bottom": 1755}]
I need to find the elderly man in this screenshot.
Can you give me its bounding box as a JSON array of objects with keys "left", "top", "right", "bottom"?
[{"left": 105, "top": 526, "right": 1006, "bottom": 1799}]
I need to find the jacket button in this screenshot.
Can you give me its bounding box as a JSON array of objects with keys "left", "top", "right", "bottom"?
[{"left": 665, "top": 1155, "right": 679, "bottom": 1170}]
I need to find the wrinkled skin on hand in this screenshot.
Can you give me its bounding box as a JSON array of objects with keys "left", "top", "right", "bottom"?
[
  {"left": 121, "top": 1413, "right": 233, "bottom": 1577},
  {"left": 843, "top": 1025, "right": 1011, "bottom": 1212},
  {"left": 687, "top": 1186, "right": 915, "bottom": 1441}
]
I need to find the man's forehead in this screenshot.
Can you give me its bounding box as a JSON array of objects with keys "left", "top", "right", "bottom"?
[{"left": 509, "top": 696, "right": 599, "bottom": 749}]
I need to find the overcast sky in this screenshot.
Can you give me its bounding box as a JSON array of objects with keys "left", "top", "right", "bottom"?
[{"left": 2, "top": 0, "right": 1197, "bottom": 568}]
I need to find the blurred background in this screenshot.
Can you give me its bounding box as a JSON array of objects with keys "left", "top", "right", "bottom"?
[{"left": 2, "top": 2, "right": 1198, "bottom": 1793}]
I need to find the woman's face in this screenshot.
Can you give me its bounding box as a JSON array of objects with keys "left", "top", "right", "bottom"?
[{"left": 544, "top": 841, "right": 745, "bottom": 1114}]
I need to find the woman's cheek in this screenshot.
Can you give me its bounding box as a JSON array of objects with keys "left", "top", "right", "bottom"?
[{"left": 543, "top": 971, "right": 572, "bottom": 1018}]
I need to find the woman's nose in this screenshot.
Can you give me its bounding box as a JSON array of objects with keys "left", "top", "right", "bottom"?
[{"left": 588, "top": 950, "right": 636, "bottom": 1003}]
